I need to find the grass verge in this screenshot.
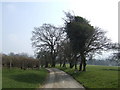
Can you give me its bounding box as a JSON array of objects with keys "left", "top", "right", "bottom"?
[
  {"left": 56, "top": 65, "right": 119, "bottom": 88},
  {"left": 0, "top": 67, "right": 2, "bottom": 89},
  {"left": 2, "top": 67, "right": 48, "bottom": 89}
]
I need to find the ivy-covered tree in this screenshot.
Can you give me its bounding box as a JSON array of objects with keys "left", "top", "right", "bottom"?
[{"left": 64, "top": 12, "right": 110, "bottom": 71}]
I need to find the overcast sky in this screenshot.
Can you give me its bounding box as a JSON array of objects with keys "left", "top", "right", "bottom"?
[{"left": 0, "top": 0, "right": 119, "bottom": 56}]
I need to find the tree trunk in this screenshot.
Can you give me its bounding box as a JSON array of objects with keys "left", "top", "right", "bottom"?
[
  {"left": 62, "top": 59, "right": 66, "bottom": 67},
  {"left": 59, "top": 58, "right": 62, "bottom": 67},
  {"left": 51, "top": 56, "right": 55, "bottom": 67},
  {"left": 79, "top": 60, "right": 82, "bottom": 71},
  {"left": 69, "top": 57, "right": 74, "bottom": 68},
  {"left": 83, "top": 60, "right": 86, "bottom": 71},
  {"left": 83, "top": 57, "right": 86, "bottom": 71},
  {"left": 51, "top": 51, "right": 56, "bottom": 67},
  {"left": 69, "top": 62, "right": 74, "bottom": 68},
  {"left": 60, "top": 60, "right": 62, "bottom": 67},
  {"left": 75, "top": 60, "right": 77, "bottom": 70},
  {"left": 45, "top": 61, "right": 48, "bottom": 68},
  {"left": 41, "top": 64, "right": 43, "bottom": 68},
  {"left": 79, "top": 53, "right": 86, "bottom": 71},
  {"left": 75, "top": 58, "right": 77, "bottom": 70},
  {"left": 52, "top": 62, "right": 55, "bottom": 67}
]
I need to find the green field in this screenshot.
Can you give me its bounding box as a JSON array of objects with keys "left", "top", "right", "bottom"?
[
  {"left": 56, "top": 65, "right": 119, "bottom": 88},
  {"left": 0, "top": 68, "right": 2, "bottom": 89},
  {"left": 2, "top": 65, "right": 119, "bottom": 89},
  {"left": 2, "top": 67, "right": 48, "bottom": 89}
]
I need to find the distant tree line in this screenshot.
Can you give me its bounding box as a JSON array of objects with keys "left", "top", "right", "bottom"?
[
  {"left": 2, "top": 52, "right": 40, "bottom": 70},
  {"left": 87, "top": 59, "right": 118, "bottom": 66},
  {"left": 108, "top": 43, "right": 120, "bottom": 66}
]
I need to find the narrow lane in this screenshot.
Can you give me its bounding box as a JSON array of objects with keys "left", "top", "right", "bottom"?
[{"left": 42, "top": 68, "right": 85, "bottom": 89}]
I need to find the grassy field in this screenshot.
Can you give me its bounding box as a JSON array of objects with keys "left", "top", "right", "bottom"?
[
  {"left": 0, "top": 68, "right": 2, "bottom": 89},
  {"left": 56, "top": 65, "right": 119, "bottom": 88},
  {"left": 2, "top": 67, "right": 48, "bottom": 89}
]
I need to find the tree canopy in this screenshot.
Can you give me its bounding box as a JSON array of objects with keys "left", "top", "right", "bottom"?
[
  {"left": 64, "top": 12, "right": 110, "bottom": 71},
  {"left": 31, "top": 12, "right": 112, "bottom": 71},
  {"left": 31, "top": 24, "right": 65, "bottom": 67}
]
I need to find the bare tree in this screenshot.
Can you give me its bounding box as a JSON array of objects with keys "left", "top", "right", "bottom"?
[{"left": 31, "top": 24, "right": 65, "bottom": 67}]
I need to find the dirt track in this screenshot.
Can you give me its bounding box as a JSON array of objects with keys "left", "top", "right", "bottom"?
[{"left": 42, "top": 68, "right": 85, "bottom": 89}]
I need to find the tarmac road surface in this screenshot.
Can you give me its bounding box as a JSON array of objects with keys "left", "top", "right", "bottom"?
[{"left": 42, "top": 68, "right": 85, "bottom": 89}]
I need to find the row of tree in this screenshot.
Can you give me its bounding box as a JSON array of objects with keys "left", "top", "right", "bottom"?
[
  {"left": 2, "top": 53, "right": 40, "bottom": 69},
  {"left": 31, "top": 12, "right": 119, "bottom": 71}
]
